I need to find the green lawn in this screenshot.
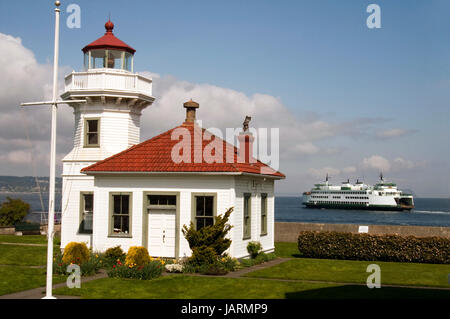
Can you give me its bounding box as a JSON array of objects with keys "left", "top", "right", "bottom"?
[
  {"left": 0, "top": 235, "right": 48, "bottom": 244},
  {"left": 275, "top": 242, "right": 302, "bottom": 258},
  {"left": 0, "top": 244, "right": 58, "bottom": 266},
  {"left": 53, "top": 275, "right": 450, "bottom": 299},
  {"left": 245, "top": 258, "right": 450, "bottom": 288},
  {"left": 0, "top": 266, "right": 65, "bottom": 296}
]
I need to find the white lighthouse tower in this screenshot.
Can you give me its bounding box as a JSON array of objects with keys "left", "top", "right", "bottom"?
[{"left": 60, "top": 20, "right": 154, "bottom": 247}]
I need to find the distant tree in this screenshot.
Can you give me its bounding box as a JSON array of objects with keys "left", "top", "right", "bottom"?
[{"left": 0, "top": 197, "right": 30, "bottom": 226}]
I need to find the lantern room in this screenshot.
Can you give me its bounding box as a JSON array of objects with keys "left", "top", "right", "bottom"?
[{"left": 82, "top": 20, "right": 135, "bottom": 72}]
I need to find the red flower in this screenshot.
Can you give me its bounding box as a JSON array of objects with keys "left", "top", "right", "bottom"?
[{"left": 113, "top": 265, "right": 116, "bottom": 268}]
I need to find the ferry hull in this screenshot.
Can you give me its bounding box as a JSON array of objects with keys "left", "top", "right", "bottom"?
[{"left": 304, "top": 202, "right": 413, "bottom": 211}]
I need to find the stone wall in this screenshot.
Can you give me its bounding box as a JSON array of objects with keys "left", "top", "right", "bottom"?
[
  {"left": 275, "top": 222, "right": 450, "bottom": 242},
  {"left": 0, "top": 224, "right": 61, "bottom": 236}
]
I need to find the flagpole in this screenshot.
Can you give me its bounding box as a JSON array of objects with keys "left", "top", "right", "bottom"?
[{"left": 43, "top": 0, "right": 61, "bottom": 299}]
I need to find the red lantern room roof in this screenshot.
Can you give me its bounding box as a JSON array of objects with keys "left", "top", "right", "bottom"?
[{"left": 82, "top": 20, "right": 136, "bottom": 54}]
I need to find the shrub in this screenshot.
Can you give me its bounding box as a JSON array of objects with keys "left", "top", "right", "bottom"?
[
  {"left": 219, "top": 254, "right": 240, "bottom": 272},
  {"left": 0, "top": 197, "right": 30, "bottom": 226},
  {"left": 297, "top": 231, "right": 450, "bottom": 264},
  {"left": 54, "top": 251, "right": 102, "bottom": 276},
  {"left": 104, "top": 246, "right": 125, "bottom": 261},
  {"left": 125, "top": 246, "right": 150, "bottom": 268},
  {"left": 189, "top": 246, "right": 218, "bottom": 267},
  {"left": 62, "top": 242, "right": 90, "bottom": 264},
  {"left": 247, "top": 241, "right": 263, "bottom": 259},
  {"left": 182, "top": 207, "right": 233, "bottom": 257},
  {"left": 107, "top": 260, "right": 163, "bottom": 280}
]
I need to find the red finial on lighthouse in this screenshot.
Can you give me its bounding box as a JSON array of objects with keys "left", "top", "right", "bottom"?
[{"left": 105, "top": 19, "right": 114, "bottom": 33}]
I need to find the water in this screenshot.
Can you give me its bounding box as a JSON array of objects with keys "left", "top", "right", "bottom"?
[
  {"left": 1, "top": 192, "right": 449, "bottom": 227},
  {"left": 0, "top": 192, "right": 61, "bottom": 224},
  {"left": 275, "top": 196, "right": 450, "bottom": 227}
]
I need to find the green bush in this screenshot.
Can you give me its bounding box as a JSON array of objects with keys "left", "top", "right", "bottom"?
[
  {"left": 182, "top": 207, "right": 234, "bottom": 272},
  {"left": 189, "top": 246, "right": 218, "bottom": 267},
  {"left": 182, "top": 207, "right": 233, "bottom": 257},
  {"left": 54, "top": 252, "right": 102, "bottom": 276},
  {"left": 104, "top": 246, "right": 125, "bottom": 261},
  {"left": 62, "top": 242, "right": 90, "bottom": 264},
  {"left": 297, "top": 231, "right": 450, "bottom": 264},
  {"left": 247, "top": 241, "right": 262, "bottom": 259},
  {"left": 0, "top": 197, "right": 30, "bottom": 226},
  {"left": 107, "top": 260, "right": 163, "bottom": 280}
]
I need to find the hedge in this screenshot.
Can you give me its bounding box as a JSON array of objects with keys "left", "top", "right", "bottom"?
[{"left": 297, "top": 231, "right": 449, "bottom": 264}]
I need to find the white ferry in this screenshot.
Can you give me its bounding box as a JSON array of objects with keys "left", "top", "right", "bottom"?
[{"left": 302, "top": 173, "right": 414, "bottom": 211}]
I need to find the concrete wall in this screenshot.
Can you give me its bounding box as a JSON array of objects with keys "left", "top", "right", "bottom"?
[
  {"left": 0, "top": 224, "right": 61, "bottom": 236},
  {"left": 275, "top": 222, "right": 450, "bottom": 242}
]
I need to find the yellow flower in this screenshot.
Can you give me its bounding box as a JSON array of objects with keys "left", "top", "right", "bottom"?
[{"left": 95, "top": 254, "right": 99, "bottom": 258}]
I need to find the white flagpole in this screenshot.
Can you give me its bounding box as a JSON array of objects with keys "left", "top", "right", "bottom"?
[{"left": 43, "top": 0, "right": 61, "bottom": 299}]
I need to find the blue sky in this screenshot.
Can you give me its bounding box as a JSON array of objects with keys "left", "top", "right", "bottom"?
[{"left": 0, "top": 0, "right": 449, "bottom": 197}]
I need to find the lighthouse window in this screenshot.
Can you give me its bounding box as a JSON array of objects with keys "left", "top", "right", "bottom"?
[
  {"left": 106, "top": 50, "right": 123, "bottom": 69},
  {"left": 124, "top": 52, "right": 133, "bottom": 72},
  {"left": 79, "top": 192, "right": 93, "bottom": 234},
  {"left": 84, "top": 119, "right": 100, "bottom": 147}
]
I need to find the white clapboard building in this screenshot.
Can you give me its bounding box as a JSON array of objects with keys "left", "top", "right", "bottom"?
[{"left": 60, "top": 20, "right": 285, "bottom": 259}]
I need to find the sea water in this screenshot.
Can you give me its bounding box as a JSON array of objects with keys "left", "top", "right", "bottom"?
[{"left": 1, "top": 193, "right": 449, "bottom": 227}]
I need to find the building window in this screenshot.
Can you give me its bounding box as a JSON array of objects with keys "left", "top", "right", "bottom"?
[
  {"left": 243, "top": 193, "right": 251, "bottom": 239},
  {"left": 261, "top": 193, "right": 267, "bottom": 235},
  {"left": 194, "top": 195, "right": 215, "bottom": 230},
  {"left": 84, "top": 119, "right": 100, "bottom": 147},
  {"left": 79, "top": 192, "right": 93, "bottom": 234},
  {"left": 149, "top": 195, "right": 176, "bottom": 207},
  {"left": 110, "top": 193, "right": 132, "bottom": 236}
]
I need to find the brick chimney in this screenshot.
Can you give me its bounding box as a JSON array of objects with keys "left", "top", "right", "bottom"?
[
  {"left": 183, "top": 99, "right": 199, "bottom": 124},
  {"left": 237, "top": 133, "right": 255, "bottom": 163}
]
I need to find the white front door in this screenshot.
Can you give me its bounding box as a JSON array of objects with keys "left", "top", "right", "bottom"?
[{"left": 148, "top": 209, "right": 176, "bottom": 258}]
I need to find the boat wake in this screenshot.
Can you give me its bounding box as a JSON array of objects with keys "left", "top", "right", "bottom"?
[{"left": 413, "top": 210, "right": 450, "bottom": 215}]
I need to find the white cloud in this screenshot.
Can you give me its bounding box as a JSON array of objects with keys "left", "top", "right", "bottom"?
[
  {"left": 362, "top": 155, "right": 391, "bottom": 172},
  {"left": 376, "top": 128, "right": 414, "bottom": 139}
]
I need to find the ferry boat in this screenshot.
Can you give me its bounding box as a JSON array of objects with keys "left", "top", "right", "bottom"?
[{"left": 302, "top": 173, "right": 414, "bottom": 211}]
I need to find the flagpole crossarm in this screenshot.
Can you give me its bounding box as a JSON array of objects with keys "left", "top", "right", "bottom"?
[{"left": 20, "top": 100, "right": 87, "bottom": 107}]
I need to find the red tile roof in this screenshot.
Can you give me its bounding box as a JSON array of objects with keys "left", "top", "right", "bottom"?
[
  {"left": 82, "top": 20, "right": 136, "bottom": 54},
  {"left": 81, "top": 122, "right": 285, "bottom": 178}
]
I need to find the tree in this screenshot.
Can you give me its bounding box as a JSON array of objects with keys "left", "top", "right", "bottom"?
[
  {"left": 182, "top": 207, "right": 233, "bottom": 263},
  {"left": 0, "top": 197, "right": 30, "bottom": 226}
]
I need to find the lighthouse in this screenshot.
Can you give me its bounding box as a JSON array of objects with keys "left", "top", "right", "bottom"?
[{"left": 60, "top": 20, "right": 154, "bottom": 247}]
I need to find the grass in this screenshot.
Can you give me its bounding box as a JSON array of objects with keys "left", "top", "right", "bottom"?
[
  {"left": 250, "top": 247, "right": 450, "bottom": 288},
  {"left": 275, "top": 242, "right": 302, "bottom": 258},
  {"left": 0, "top": 244, "right": 58, "bottom": 266},
  {"left": 0, "top": 234, "right": 48, "bottom": 245},
  {"left": 53, "top": 275, "right": 450, "bottom": 299},
  {"left": 0, "top": 266, "right": 65, "bottom": 296}
]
